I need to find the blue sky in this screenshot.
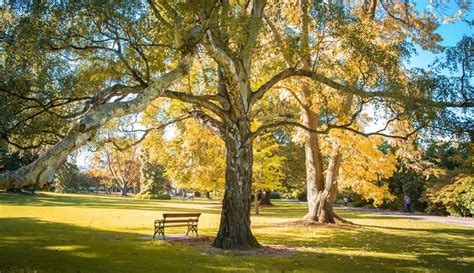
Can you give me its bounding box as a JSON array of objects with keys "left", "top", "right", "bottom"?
[
  {"left": 368, "top": 15, "right": 472, "bottom": 133},
  {"left": 409, "top": 19, "right": 473, "bottom": 69},
  {"left": 408, "top": 0, "right": 473, "bottom": 69}
]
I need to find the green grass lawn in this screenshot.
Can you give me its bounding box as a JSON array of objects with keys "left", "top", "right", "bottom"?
[{"left": 0, "top": 192, "right": 472, "bottom": 272}]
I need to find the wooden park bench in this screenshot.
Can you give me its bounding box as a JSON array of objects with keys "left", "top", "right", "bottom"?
[{"left": 153, "top": 213, "right": 201, "bottom": 240}]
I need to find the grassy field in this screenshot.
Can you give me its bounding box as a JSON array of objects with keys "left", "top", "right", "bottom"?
[{"left": 0, "top": 192, "right": 472, "bottom": 272}]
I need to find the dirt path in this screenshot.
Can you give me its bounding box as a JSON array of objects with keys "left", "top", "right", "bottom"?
[{"left": 339, "top": 206, "right": 474, "bottom": 228}]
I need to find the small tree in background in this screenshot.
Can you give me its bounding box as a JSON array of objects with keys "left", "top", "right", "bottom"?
[
  {"left": 53, "top": 162, "right": 81, "bottom": 193},
  {"left": 139, "top": 150, "right": 169, "bottom": 197}
]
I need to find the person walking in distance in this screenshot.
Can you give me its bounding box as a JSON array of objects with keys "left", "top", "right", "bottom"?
[
  {"left": 343, "top": 195, "right": 349, "bottom": 207},
  {"left": 404, "top": 194, "right": 412, "bottom": 213}
]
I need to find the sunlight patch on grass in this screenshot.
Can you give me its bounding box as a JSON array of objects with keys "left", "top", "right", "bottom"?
[
  {"left": 43, "top": 245, "right": 87, "bottom": 252},
  {"left": 298, "top": 247, "right": 418, "bottom": 261}
]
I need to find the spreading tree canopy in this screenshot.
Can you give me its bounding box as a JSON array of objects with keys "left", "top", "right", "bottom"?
[{"left": 0, "top": 0, "right": 472, "bottom": 249}]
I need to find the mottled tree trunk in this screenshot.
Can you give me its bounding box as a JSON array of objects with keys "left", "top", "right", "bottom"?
[
  {"left": 212, "top": 127, "right": 260, "bottom": 249},
  {"left": 298, "top": 0, "right": 341, "bottom": 223},
  {"left": 303, "top": 140, "right": 344, "bottom": 223},
  {"left": 302, "top": 94, "right": 353, "bottom": 224},
  {"left": 301, "top": 107, "right": 340, "bottom": 223},
  {"left": 205, "top": 191, "right": 211, "bottom": 199},
  {"left": 298, "top": 0, "right": 350, "bottom": 223}
]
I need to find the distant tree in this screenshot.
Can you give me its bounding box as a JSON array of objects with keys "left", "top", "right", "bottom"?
[
  {"left": 105, "top": 148, "right": 141, "bottom": 196},
  {"left": 85, "top": 167, "right": 110, "bottom": 193},
  {"left": 336, "top": 133, "right": 398, "bottom": 207},
  {"left": 53, "top": 161, "right": 81, "bottom": 193},
  {"left": 279, "top": 138, "right": 306, "bottom": 200},
  {"left": 139, "top": 150, "right": 168, "bottom": 196},
  {"left": 426, "top": 174, "right": 473, "bottom": 217},
  {"left": 425, "top": 142, "right": 470, "bottom": 170},
  {"left": 0, "top": 144, "right": 37, "bottom": 172},
  {"left": 252, "top": 132, "right": 285, "bottom": 208},
  {"left": 145, "top": 119, "right": 226, "bottom": 196},
  {"left": 424, "top": 139, "right": 473, "bottom": 216}
]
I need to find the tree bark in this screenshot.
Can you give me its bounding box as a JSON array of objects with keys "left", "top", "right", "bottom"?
[
  {"left": 297, "top": 0, "right": 349, "bottom": 224},
  {"left": 212, "top": 126, "right": 260, "bottom": 249},
  {"left": 302, "top": 95, "right": 353, "bottom": 224},
  {"left": 188, "top": 2, "right": 266, "bottom": 249},
  {"left": 303, "top": 141, "right": 344, "bottom": 223},
  {"left": 301, "top": 107, "right": 341, "bottom": 223}
]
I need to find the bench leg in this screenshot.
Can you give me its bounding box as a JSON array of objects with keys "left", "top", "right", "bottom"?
[
  {"left": 187, "top": 225, "right": 198, "bottom": 237},
  {"left": 153, "top": 226, "right": 165, "bottom": 240}
]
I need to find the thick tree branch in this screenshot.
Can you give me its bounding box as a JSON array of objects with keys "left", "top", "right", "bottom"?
[
  {"left": 189, "top": 109, "right": 225, "bottom": 139},
  {"left": 251, "top": 68, "right": 297, "bottom": 104},
  {"left": 251, "top": 68, "right": 474, "bottom": 108},
  {"left": 249, "top": 118, "right": 423, "bottom": 144},
  {"left": 163, "top": 89, "right": 229, "bottom": 120},
  {"left": 0, "top": 55, "right": 193, "bottom": 190},
  {"left": 263, "top": 14, "right": 292, "bottom": 66},
  {"left": 203, "top": 31, "right": 239, "bottom": 83},
  {"left": 109, "top": 114, "right": 191, "bottom": 151},
  {"left": 241, "top": 0, "right": 266, "bottom": 70}
]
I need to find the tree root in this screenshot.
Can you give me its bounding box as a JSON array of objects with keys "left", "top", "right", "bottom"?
[{"left": 299, "top": 212, "right": 357, "bottom": 227}]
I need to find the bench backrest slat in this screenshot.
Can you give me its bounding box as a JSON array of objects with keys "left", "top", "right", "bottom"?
[{"left": 163, "top": 213, "right": 201, "bottom": 218}]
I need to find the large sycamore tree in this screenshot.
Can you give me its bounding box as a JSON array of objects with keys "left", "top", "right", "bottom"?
[
  {"left": 261, "top": 0, "right": 472, "bottom": 223},
  {"left": 0, "top": 1, "right": 472, "bottom": 249}
]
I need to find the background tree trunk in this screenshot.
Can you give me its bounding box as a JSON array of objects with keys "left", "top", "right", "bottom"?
[
  {"left": 259, "top": 190, "right": 272, "bottom": 205},
  {"left": 121, "top": 180, "right": 127, "bottom": 196},
  {"left": 302, "top": 107, "right": 337, "bottom": 223},
  {"left": 304, "top": 145, "right": 342, "bottom": 223},
  {"left": 254, "top": 190, "right": 260, "bottom": 215},
  {"left": 298, "top": 0, "right": 340, "bottom": 223},
  {"left": 302, "top": 96, "right": 353, "bottom": 224}
]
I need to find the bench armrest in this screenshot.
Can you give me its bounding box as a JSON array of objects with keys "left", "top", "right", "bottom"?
[
  {"left": 187, "top": 219, "right": 198, "bottom": 225},
  {"left": 154, "top": 219, "right": 165, "bottom": 227}
]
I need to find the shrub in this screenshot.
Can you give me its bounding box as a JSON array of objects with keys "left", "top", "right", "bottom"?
[
  {"left": 138, "top": 193, "right": 171, "bottom": 200},
  {"left": 295, "top": 189, "right": 307, "bottom": 201},
  {"left": 269, "top": 191, "right": 281, "bottom": 199},
  {"left": 426, "top": 173, "right": 473, "bottom": 217}
]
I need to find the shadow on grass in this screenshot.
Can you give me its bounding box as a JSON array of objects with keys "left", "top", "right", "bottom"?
[
  {"left": 0, "top": 217, "right": 227, "bottom": 272},
  {"left": 0, "top": 192, "right": 221, "bottom": 215},
  {"left": 2, "top": 217, "right": 473, "bottom": 273},
  {"left": 256, "top": 223, "right": 473, "bottom": 271},
  {"left": 1, "top": 193, "right": 473, "bottom": 272}
]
